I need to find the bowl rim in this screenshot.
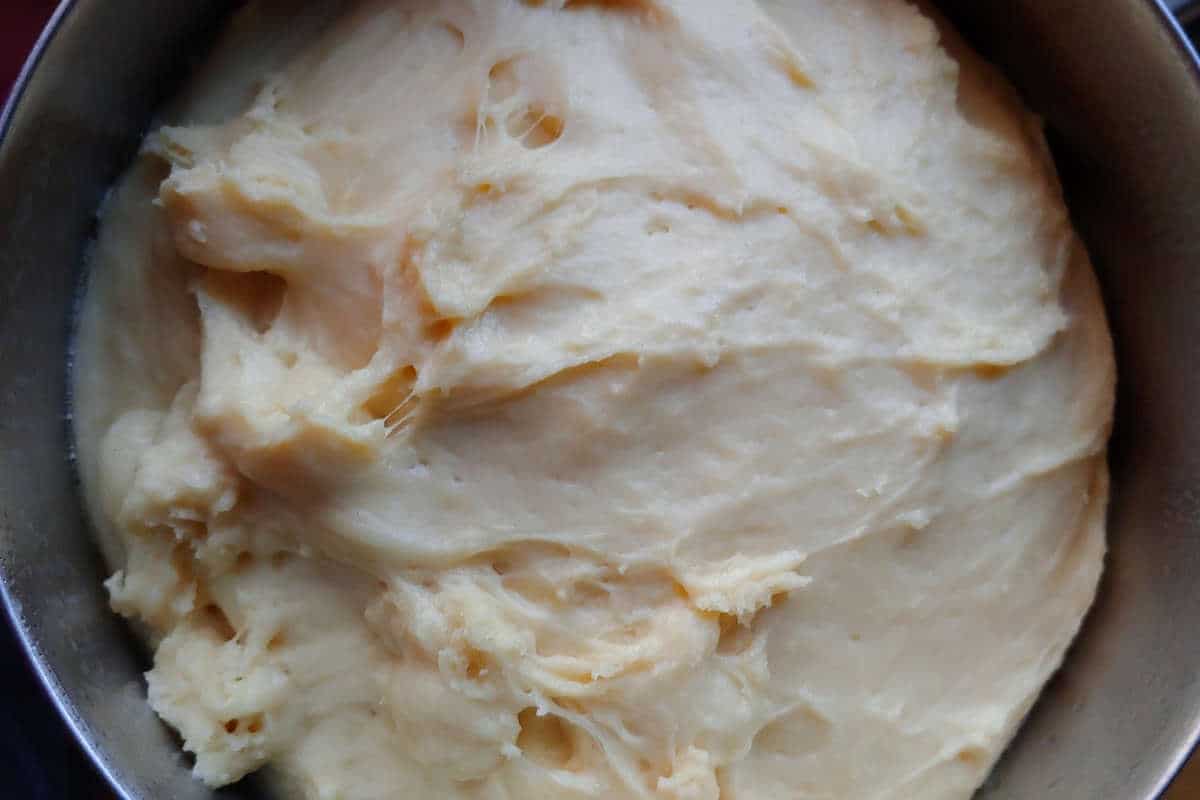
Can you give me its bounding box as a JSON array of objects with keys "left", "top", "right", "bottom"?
[
  {"left": 1130, "top": 4, "right": 1200, "bottom": 788},
  {"left": 0, "top": 3, "right": 143, "bottom": 795},
  {"left": 3, "top": 1, "right": 1200, "bottom": 798}
]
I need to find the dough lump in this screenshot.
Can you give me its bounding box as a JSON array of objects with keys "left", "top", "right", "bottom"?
[{"left": 73, "top": 1, "right": 1114, "bottom": 798}]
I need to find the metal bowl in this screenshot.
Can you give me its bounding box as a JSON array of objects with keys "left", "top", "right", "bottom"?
[{"left": 3, "top": 1, "right": 1200, "bottom": 798}]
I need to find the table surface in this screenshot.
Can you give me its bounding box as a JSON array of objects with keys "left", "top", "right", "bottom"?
[{"left": 3, "top": 2, "right": 1199, "bottom": 798}]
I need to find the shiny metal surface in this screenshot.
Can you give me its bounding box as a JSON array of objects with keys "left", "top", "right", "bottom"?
[{"left": 1, "top": 1, "right": 1199, "bottom": 799}]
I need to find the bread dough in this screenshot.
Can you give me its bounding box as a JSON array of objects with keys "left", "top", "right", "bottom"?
[{"left": 72, "top": 1, "right": 1114, "bottom": 798}]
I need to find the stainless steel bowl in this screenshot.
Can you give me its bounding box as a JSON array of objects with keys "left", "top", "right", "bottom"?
[{"left": 3, "top": 1, "right": 1200, "bottom": 798}]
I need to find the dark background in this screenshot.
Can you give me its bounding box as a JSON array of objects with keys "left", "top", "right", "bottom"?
[{"left": 4, "top": 2, "right": 1200, "bottom": 799}]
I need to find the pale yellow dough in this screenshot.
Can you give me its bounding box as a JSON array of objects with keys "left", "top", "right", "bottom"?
[{"left": 73, "top": 1, "right": 1115, "bottom": 798}]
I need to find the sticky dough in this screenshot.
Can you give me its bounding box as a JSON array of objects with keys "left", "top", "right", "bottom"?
[{"left": 73, "top": 1, "right": 1115, "bottom": 798}]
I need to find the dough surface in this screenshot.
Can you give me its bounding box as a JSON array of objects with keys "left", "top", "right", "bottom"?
[{"left": 73, "top": 1, "right": 1115, "bottom": 798}]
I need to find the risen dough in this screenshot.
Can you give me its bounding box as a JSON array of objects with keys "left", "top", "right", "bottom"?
[{"left": 73, "top": 1, "right": 1114, "bottom": 798}]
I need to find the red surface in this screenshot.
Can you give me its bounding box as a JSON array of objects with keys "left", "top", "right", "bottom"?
[{"left": 3, "top": 0, "right": 58, "bottom": 103}]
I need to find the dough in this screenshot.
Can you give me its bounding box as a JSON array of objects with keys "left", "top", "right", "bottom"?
[{"left": 73, "top": 0, "right": 1114, "bottom": 798}]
